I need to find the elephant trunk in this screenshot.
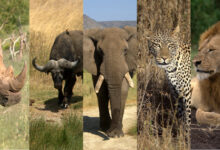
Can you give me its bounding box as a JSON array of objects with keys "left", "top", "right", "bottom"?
[{"left": 108, "top": 83, "right": 123, "bottom": 128}]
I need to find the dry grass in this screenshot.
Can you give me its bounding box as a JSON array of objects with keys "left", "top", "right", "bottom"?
[{"left": 137, "top": 0, "right": 190, "bottom": 149}]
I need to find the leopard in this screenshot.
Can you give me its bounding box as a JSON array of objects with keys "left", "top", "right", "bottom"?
[{"left": 146, "top": 26, "right": 191, "bottom": 135}]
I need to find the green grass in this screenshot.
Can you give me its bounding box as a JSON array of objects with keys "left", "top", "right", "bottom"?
[
  {"left": 30, "top": 115, "right": 82, "bottom": 150},
  {"left": 127, "top": 124, "right": 137, "bottom": 137},
  {"left": 0, "top": 50, "right": 29, "bottom": 149}
]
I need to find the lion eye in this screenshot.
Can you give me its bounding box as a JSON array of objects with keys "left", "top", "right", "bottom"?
[
  {"left": 208, "top": 49, "right": 215, "bottom": 52},
  {"left": 124, "top": 48, "right": 128, "bottom": 55}
]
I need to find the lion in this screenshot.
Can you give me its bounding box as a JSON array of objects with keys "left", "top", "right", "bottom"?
[{"left": 191, "top": 21, "right": 220, "bottom": 125}]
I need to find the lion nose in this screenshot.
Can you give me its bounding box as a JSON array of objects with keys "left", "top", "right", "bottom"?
[{"left": 194, "top": 60, "right": 201, "bottom": 67}]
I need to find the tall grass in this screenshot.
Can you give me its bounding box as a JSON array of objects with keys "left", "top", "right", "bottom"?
[
  {"left": 30, "top": 115, "right": 82, "bottom": 150},
  {"left": 137, "top": 0, "right": 190, "bottom": 149}
]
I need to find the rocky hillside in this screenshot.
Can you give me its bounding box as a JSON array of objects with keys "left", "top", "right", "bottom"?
[{"left": 84, "top": 15, "right": 136, "bottom": 29}]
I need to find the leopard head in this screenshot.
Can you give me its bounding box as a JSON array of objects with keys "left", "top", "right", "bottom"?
[{"left": 146, "top": 26, "right": 180, "bottom": 69}]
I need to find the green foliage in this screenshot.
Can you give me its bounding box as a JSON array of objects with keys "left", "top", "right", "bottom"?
[
  {"left": 191, "top": 0, "right": 220, "bottom": 46},
  {"left": 0, "top": 0, "right": 29, "bottom": 35},
  {"left": 30, "top": 115, "right": 83, "bottom": 150}
]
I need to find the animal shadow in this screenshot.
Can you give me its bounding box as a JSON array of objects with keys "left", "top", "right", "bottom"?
[
  {"left": 83, "top": 116, "right": 109, "bottom": 140},
  {"left": 37, "top": 96, "right": 83, "bottom": 112}
]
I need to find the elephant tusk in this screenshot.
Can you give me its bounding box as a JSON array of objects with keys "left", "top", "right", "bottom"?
[
  {"left": 125, "top": 72, "right": 134, "bottom": 88},
  {"left": 95, "top": 74, "right": 104, "bottom": 93}
]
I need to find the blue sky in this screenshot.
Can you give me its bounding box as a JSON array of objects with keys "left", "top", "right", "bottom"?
[{"left": 84, "top": 0, "right": 137, "bottom": 21}]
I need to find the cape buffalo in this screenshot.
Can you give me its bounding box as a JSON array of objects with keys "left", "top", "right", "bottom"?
[{"left": 32, "top": 30, "right": 82, "bottom": 108}]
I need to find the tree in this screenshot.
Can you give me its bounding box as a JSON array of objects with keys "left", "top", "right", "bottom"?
[{"left": 0, "top": 0, "right": 29, "bottom": 36}]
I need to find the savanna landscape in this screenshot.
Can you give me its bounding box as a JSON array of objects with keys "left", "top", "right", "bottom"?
[
  {"left": 0, "top": 0, "right": 29, "bottom": 149},
  {"left": 29, "top": 0, "right": 83, "bottom": 149}
]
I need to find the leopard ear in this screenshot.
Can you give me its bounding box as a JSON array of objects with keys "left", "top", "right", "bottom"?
[
  {"left": 172, "top": 25, "right": 180, "bottom": 37},
  {"left": 146, "top": 30, "right": 153, "bottom": 40}
]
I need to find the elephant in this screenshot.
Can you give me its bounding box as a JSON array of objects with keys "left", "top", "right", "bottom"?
[{"left": 83, "top": 26, "right": 137, "bottom": 137}]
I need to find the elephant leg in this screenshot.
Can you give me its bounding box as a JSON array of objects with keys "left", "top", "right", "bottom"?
[
  {"left": 92, "top": 75, "right": 111, "bottom": 131},
  {"left": 106, "top": 79, "right": 129, "bottom": 137},
  {"left": 62, "top": 75, "right": 76, "bottom": 108}
]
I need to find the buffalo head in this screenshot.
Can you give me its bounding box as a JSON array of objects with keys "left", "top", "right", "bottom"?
[{"left": 32, "top": 58, "right": 78, "bottom": 89}]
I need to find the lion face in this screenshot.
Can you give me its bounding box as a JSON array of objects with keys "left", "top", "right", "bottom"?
[{"left": 193, "top": 34, "right": 220, "bottom": 80}]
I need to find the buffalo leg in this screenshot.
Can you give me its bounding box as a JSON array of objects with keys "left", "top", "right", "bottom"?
[
  {"left": 58, "top": 89, "right": 64, "bottom": 105},
  {"left": 92, "top": 75, "right": 111, "bottom": 131},
  {"left": 62, "top": 75, "right": 76, "bottom": 108}
]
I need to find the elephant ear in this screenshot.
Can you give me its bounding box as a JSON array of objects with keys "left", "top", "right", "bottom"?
[
  {"left": 83, "top": 29, "right": 103, "bottom": 75},
  {"left": 83, "top": 36, "right": 98, "bottom": 75},
  {"left": 85, "top": 28, "right": 103, "bottom": 43},
  {"left": 123, "top": 26, "right": 138, "bottom": 73}
]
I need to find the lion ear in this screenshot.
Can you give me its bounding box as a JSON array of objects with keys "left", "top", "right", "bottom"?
[{"left": 172, "top": 25, "right": 180, "bottom": 37}]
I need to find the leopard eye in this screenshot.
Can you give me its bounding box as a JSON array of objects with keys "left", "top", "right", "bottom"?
[
  {"left": 168, "top": 44, "right": 176, "bottom": 49},
  {"left": 152, "top": 43, "right": 160, "bottom": 49}
]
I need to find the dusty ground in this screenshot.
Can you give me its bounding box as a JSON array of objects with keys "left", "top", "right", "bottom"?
[
  {"left": 191, "top": 108, "right": 220, "bottom": 149},
  {"left": 83, "top": 106, "right": 137, "bottom": 150},
  {"left": 30, "top": 96, "right": 82, "bottom": 123}
]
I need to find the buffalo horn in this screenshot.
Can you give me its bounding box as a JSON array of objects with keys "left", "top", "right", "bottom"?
[
  {"left": 32, "top": 58, "right": 57, "bottom": 72},
  {"left": 58, "top": 58, "right": 78, "bottom": 69}
]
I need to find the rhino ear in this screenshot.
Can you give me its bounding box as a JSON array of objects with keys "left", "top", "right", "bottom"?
[{"left": 83, "top": 36, "right": 98, "bottom": 75}]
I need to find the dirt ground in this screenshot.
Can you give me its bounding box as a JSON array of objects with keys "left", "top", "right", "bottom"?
[
  {"left": 83, "top": 106, "right": 137, "bottom": 150},
  {"left": 191, "top": 108, "right": 220, "bottom": 149},
  {"left": 30, "top": 96, "right": 82, "bottom": 123}
]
